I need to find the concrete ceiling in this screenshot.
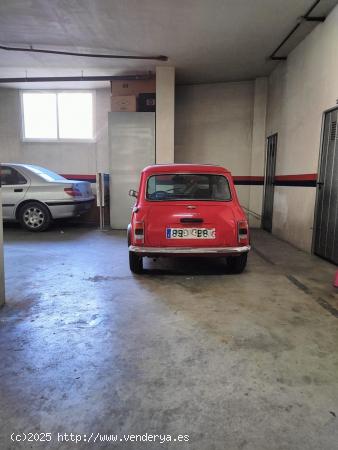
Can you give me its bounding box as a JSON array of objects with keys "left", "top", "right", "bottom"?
[{"left": 0, "top": 0, "right": 337, "bottom": 88}]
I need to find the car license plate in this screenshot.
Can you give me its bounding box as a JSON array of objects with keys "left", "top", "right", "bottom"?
[{"left": 166, "top": 228, "right": 215, "bottom": 239}]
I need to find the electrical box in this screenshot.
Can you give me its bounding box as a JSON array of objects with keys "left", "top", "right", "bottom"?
[{"left": 138, "top": 93, "right": 156, "bottom": 112}]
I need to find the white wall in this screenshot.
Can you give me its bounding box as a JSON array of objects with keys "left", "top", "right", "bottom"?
[
  {"left": 175, "top": 81, "right": 254, "bottom": 208},
  {"left": 0, "top": 87, "right": 111, "bottom": 174},
  {"left": 266, "top": 4, "right": 338, "bottom": 252}
]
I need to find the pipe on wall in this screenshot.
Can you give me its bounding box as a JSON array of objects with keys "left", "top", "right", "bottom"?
[
  {"left": 0, "top": 74, "right": 155, "bottom": 84},
  {"left": 0, "top": 44, "right": 167, "bottom": 61},
  {"left": 269, "top": 0, "right": 325, "bottom": 60}
]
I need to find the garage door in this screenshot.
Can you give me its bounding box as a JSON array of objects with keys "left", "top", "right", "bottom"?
[
  {"left": 314, "top": 108, "right": 338, "bottom": 264},
  {"left": 262, "top": 133, "right": 278, "bottom": 232}
]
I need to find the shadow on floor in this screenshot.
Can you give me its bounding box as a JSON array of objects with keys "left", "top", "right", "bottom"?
[{"left": 142, "top": 256, "right": 237, "bottom": 276}]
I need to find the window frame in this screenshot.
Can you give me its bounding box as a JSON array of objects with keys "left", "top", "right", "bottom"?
[{"left": 20, "top": 90, "right": 96, "bottom": 143}]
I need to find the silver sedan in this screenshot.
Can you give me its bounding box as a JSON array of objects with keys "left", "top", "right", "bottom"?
[{"left": 1, "top": 163, "right": 94, "bottom": 231}]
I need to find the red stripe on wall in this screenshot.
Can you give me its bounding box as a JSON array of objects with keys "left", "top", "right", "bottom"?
[
  {"left": 275, "top": 174, "right": 317, "bottom": 181},
  {"left": 233, "top": 174, "right": 317, "bottom": 181},
  {"left": 233, "top": 176, "right": 264, "bottom": 182}
]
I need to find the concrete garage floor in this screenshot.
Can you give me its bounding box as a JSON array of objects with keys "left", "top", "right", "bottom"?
[{"left": 1, "top": 225, "right": 338, "bottom": 450}]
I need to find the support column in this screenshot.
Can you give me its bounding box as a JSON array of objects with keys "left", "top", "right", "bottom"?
[
  {"left": 249, "top": 77, "right": 268, "bottom": 228},
  {"left": 0, "top": 188, "right": 5, "bottom": 306},
  {"left": 156, "top": 66, "right": 175, "bottom": 164}
]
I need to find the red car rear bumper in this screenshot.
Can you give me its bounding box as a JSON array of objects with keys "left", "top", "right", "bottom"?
[{"left": 129, "top": 245, "right": 250, "bottom": 257}]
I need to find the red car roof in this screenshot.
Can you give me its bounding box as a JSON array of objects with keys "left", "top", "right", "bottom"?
[{"left": 142, "top": 164, "right": 231, "bottom": 174}]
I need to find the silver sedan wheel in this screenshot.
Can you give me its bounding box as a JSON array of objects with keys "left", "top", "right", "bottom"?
[{"left": 23, "top": 207, "right": 45, "bottom": 229}]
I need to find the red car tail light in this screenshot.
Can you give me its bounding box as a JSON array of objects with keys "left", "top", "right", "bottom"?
[
  {"left": 134, "top": 221, "right": 144, "bottom": 244},
  {"left": 238, "top": 220, "right": 249, "bottom": 243},
  {"left": 64, "top": 187, "right": 82, "bottom": 197}
]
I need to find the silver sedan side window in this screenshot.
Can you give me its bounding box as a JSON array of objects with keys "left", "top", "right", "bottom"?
[{"left": 1, "top": 166, "right": 27, "bottom": 186}]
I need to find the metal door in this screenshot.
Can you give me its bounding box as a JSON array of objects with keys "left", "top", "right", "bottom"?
[
  {"left": 314, "top": 109, "right": 338, "bottom": 264},
  {"left": 109, "top": 112, "right": 155, "bottom": 229},
  {"left": 262, "top": 134, "right": 278, "bottom": 232}
]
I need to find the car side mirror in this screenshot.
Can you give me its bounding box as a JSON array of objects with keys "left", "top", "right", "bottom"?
[{"left": 129, "top": 189, "right": 138, "bottom": 198}]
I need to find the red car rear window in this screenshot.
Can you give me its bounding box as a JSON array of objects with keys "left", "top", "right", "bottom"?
[{"left": 146, "top": 174, "right": 232, "bottom": 201}]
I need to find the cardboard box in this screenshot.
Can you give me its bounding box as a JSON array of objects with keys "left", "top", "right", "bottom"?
[
  {"left": 111, "top": 95, "right": 137, "bottom": 112},
  {"left": 110, "top": 79, "right": 156, "bottom": 97}
]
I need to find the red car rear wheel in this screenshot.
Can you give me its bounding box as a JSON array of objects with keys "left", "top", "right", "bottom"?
[{"left": 227, "top": 253, "right": 248, "bottom": 274}]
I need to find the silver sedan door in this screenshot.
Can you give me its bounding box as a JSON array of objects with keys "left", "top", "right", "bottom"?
[{"left": 1, "top": 165, "right": 30, "bottom": 219}]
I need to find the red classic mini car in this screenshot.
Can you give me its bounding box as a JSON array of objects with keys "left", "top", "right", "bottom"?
[{"left": 128, "top": 164, "right": 250, "bottom": 274}]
